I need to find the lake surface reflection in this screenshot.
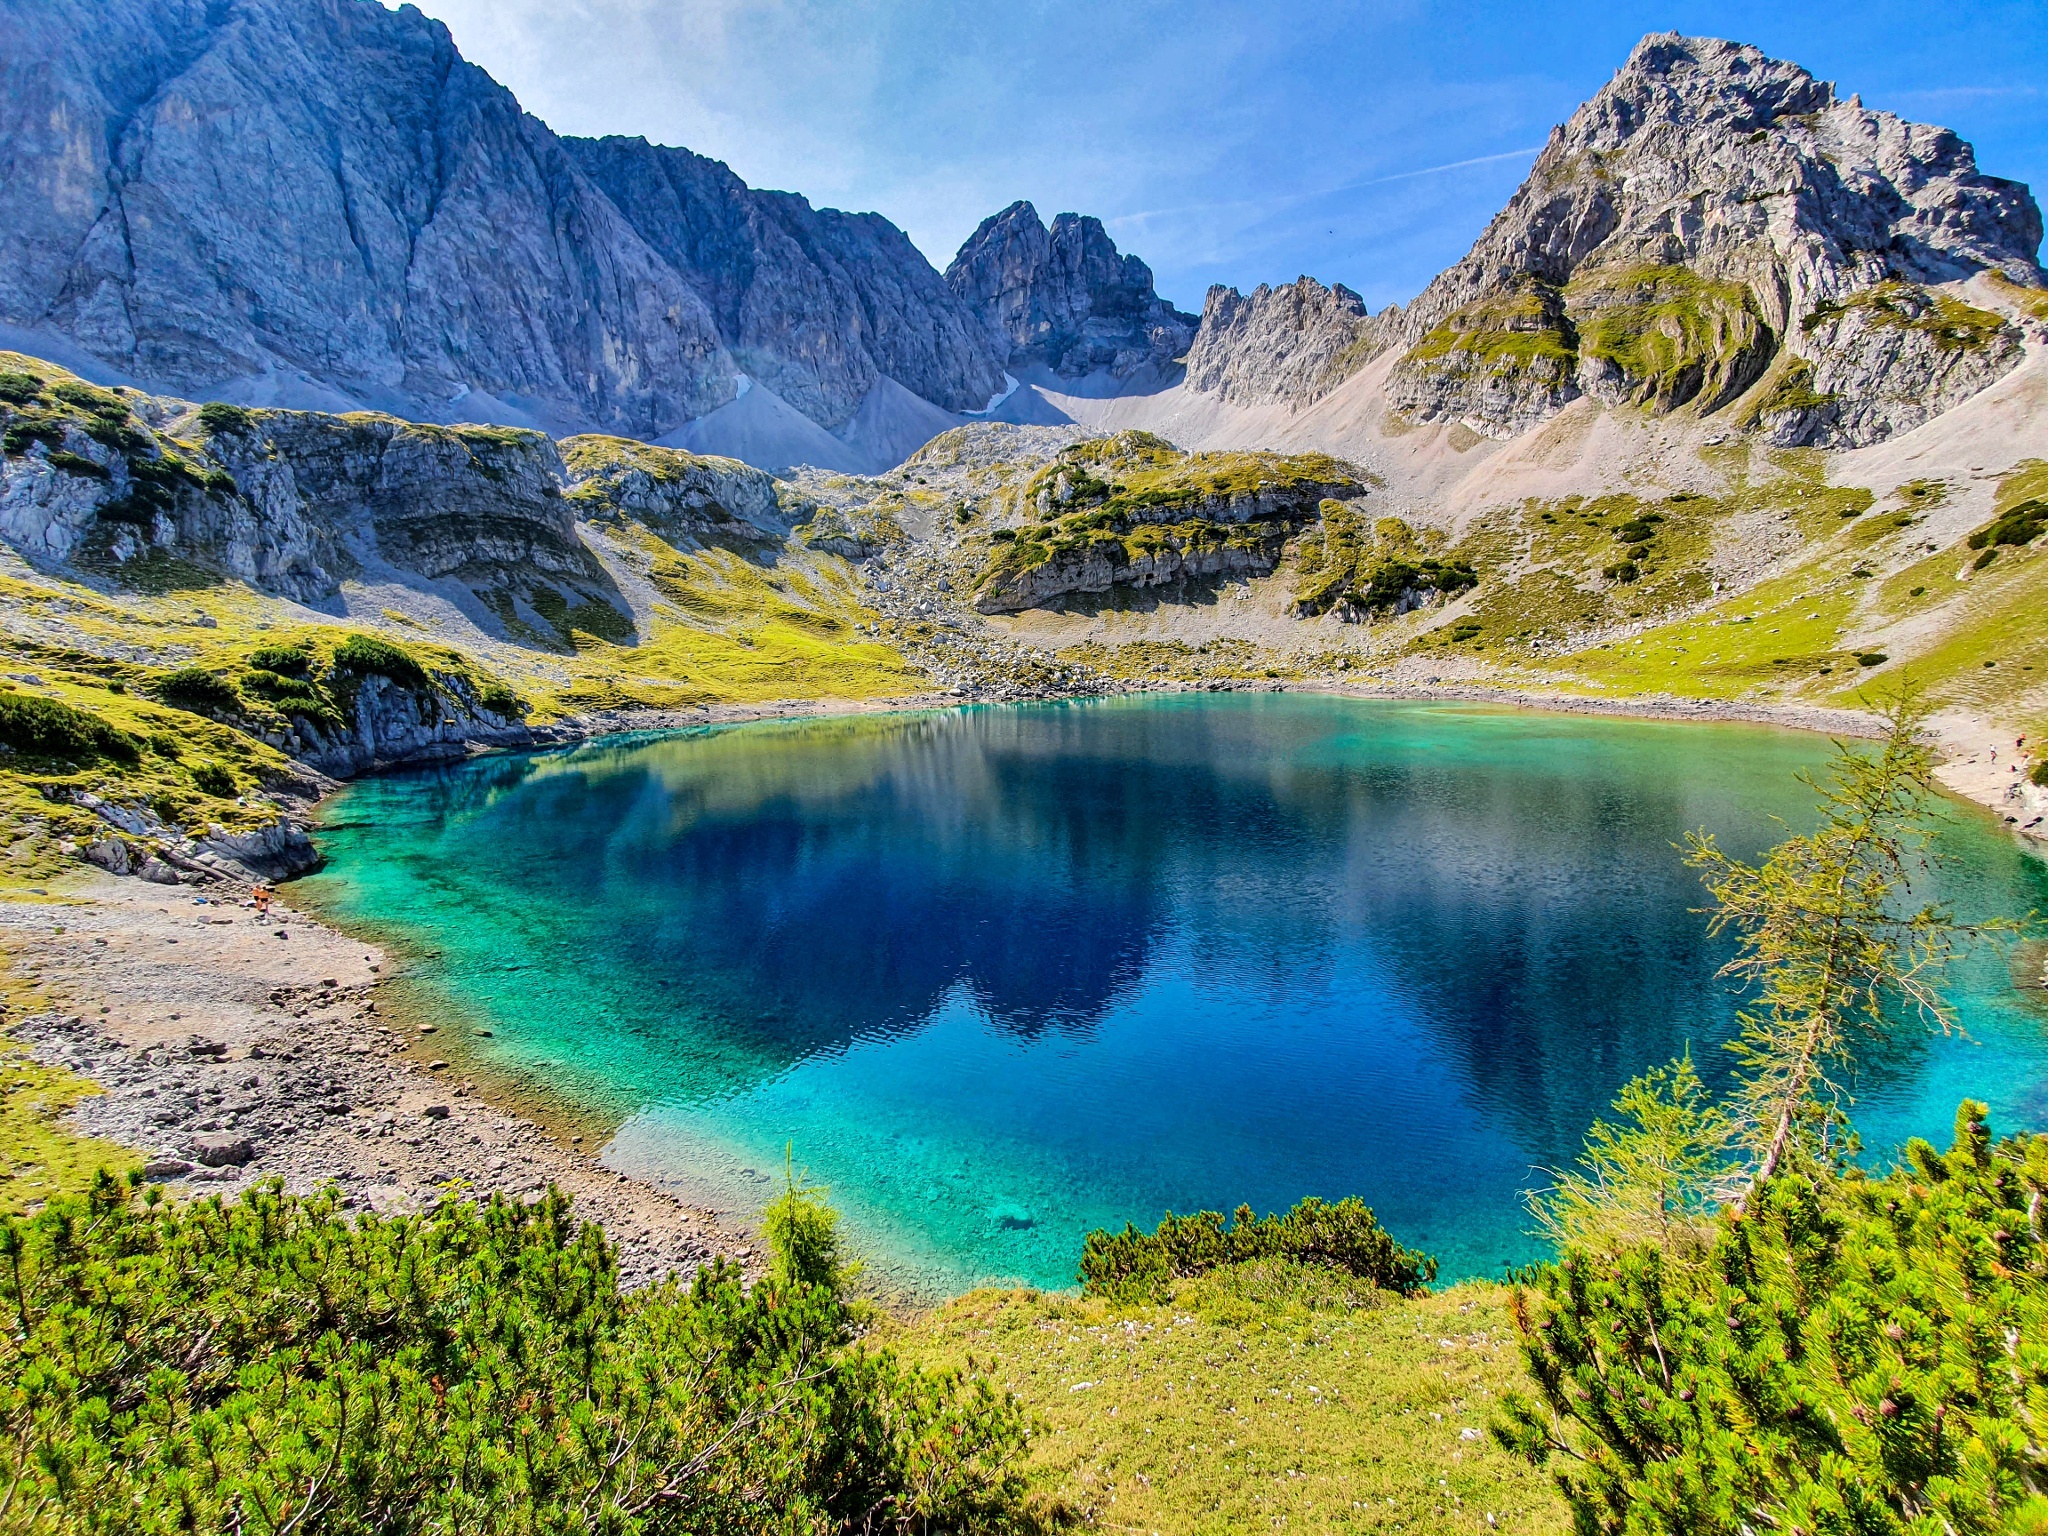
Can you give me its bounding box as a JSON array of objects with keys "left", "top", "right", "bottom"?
[{"left": 303, "top": 695, "right": 2048, "bottom": 1291}]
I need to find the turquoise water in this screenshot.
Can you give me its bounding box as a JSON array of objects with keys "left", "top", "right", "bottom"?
[{"left": 302, "top": 695, "right": 2048, "bottom": 1293}]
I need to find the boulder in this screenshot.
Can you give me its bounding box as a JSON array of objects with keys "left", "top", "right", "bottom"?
[{"left": 190, "top": 1133, "right": 255, "bottom": 1168}]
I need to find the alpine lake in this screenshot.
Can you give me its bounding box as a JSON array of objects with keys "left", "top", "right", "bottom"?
[{"left": 299, "top": 694, "right": 2048, "bottom": 1296}]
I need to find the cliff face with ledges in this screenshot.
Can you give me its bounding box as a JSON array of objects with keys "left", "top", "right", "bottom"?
[
  {"left": 969, "top": 434, "right": 1369, "bottom": 613},
  {"left": 0, "top": 353, "right": 879, "bottom": 657},
  {"left": 565, "top": 138, "right": 1005, "bottom": 428},
  {"left": 1182, "top": 279, "right": 1381, "bottom": 409},
  {"left": 560, "top": 436, "right": 794, "bottom": 545},
  {"left": 1386, "top": 34, "right": 2043, "bottom": 444},
  {"left": 198, "top": 413, "right": 601, "bottom": 596}
]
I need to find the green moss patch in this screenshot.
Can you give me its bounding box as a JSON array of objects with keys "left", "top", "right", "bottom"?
[
  {"left": 1802, "top": 280, "right": 2011, "bottom": 352},
  {"left": 1565, "top": 264, "right": 1772, "bottom": 413},
  {"left": 1750, "top": 354, "right": 1838, "bottom": 419},
  {"left": 560, "top": 432, "right": 740, "bottom": 487},
  {"left": 1294, "top": 508, "right": 1475, "bottom": 618},
  {"left": 1968, "top": 498, "right": 2048, "bottom": 553},
  {"left": 1401, "top": 278, "right": 1577, "bottom": 379}
]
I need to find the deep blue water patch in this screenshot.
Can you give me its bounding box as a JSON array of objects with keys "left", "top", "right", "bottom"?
[{"left": 301, "top": 695, "right": 2048, "bottom": 1294}]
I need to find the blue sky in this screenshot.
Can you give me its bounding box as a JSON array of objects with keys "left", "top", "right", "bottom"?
[{"left": 406, "top": 0, "right": 2048, "bottom": 315}]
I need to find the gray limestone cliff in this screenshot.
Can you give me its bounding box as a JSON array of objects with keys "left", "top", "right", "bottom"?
[
  {"left": 0, "top": 0, "right": 1003, "bottom": 442},
  {"left": 1183, "top": 34, "right": 2045, "bottom": 446},
  {"left": 558, "top": 434, "right": 796, "bottom": 546},
  {"left": 969, "top": 433, "right": 1366, "bottom": 614},
  {"left": 564, "top": 138, "right": 1004, "bottom": 427},
  {"left": 1386, "top": 34, "right": 2045, "bottom": 444},
  {"left": 1182, "top": 279, "right": 1382, "bottom": 408},
  {"left": 945, "top": 202, "right": 1197, "bottom": 379}
]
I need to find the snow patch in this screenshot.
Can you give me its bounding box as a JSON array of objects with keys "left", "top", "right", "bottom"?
[{"left": 963, "top": 373, "right": 1020, "bottom": 416}]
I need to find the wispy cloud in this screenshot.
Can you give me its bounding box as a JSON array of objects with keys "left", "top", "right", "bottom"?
[
  {"left": 1888, "top": 83, "right": 2043, "bottom": 107},
  {"left": 1105, "top": 146, "right": 1544, "bottom": 232}
]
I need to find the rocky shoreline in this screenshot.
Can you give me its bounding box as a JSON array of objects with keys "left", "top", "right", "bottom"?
[{"left": 1, "top": 871, "right": 756, "bottom": 1288}]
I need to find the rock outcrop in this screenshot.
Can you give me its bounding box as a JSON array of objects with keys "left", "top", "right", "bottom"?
[
  {"left": 0, "top": 354, "right": 788, "bottom": 643},
  {"left": 66, "top": 790, "right": 322, "bottom": 880},
  {"left": 560, "top": 435, "right": 796, "bottom": 544},
  {"left": 971, "top": 433, "right": 1367, "bottom": 613},
  {"left": 945, "top": 203, "right": 1197, "bottom": 378},
  {"left": 0, "top": 0, "right": 1003, "bottom": 442},
  {"left": 194, "top": 409, "right": 606, "bottom": 608},
  {"left": 1182, "top": 279, "right": 1381, "bottom": 408},
  {"left": 290, "top": 669, "right": 535, "bottom": 781},
  {"left": 1, "top": 370, "right": 340, "bottom": 600}
]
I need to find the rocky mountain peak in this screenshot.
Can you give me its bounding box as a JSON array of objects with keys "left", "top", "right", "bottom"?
[
  {"left": 0, "top": 0, "right": 1003, "bottom": 447},
  {"left": 945, "top": 201, "right": 1197, "bottom": 379},
  {"left": 562, "top": 135, "right": 1003, "bottom": 429},
  {"left": 1584, "top": 32, "right": 1833, "bottom": 142},
  {"left": 1235, "top": 31, "right": 2045, "bottom": 448}
]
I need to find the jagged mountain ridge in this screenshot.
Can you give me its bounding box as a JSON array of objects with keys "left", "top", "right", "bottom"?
[
  {"left": 0, "top": 0, "right": 1003, "bottom": 446},
  {"left": 564, "top": 136, "right": 1003, "bottom": 430},
  {"left": 0, "top": 9, "right": 2041, "bottom": 484},
  {"left": 1182, "top": 279, "right": 1374, "bottom": 408}
]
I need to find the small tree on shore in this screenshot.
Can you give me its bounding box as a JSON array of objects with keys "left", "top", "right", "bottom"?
[
  {"left": 1504, "top": 689, "right": 2045, "bottom": 1536},
  {"left": 1530, "top": 1052, "right": 1730, "bottom": 1266},
  {"left": 1685, "top": 688, "right": 1998, "bottom": 1191},
  {"left": 763, "top": 1145, "right": 856, "bottom": 1296}
]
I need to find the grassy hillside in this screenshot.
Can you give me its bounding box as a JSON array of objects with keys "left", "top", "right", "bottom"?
[{"left": 972, "top": 436, "right": 2047, "bottom": 747}]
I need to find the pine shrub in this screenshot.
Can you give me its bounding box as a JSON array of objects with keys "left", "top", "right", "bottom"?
[
  {"left": 1079, "top": 1196, "right": 1436, "bottom": 1302},
  {"left": 1497, "top": 1104, "right": 2048, "bottom": 1536},
  {"left": 0, "top": 1176, "right": 1033, "bottom": 1534},
  {"left": 0, "top": 692, "right": 140, "bottom": 764},
  {"left": 332, "top": 633, "right": 433, "bottom": 693},
  {"left": 154, "top": 667, "right": 243, "bottom": 716}
]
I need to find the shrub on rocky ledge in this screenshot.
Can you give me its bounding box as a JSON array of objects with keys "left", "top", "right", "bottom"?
[
  {"left": 0, "top": 691, "right": 140, "bottom": 764},
  {"left": 153, "top": 666, "right": 243, "bottom": 716}
]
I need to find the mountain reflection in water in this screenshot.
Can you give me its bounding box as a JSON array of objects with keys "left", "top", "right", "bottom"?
[{"left": 304, "top": 695, "right": 2048, "bottom": 1290}]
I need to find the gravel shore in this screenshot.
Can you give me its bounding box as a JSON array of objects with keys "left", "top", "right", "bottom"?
[{"left": 1, "top": 870, "right": 756, "bottom": 1288}]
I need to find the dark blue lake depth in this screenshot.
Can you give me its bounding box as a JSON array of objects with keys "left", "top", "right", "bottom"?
[{"left": 302, "top": 695, "right": 2048, "bottom": 1293}]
